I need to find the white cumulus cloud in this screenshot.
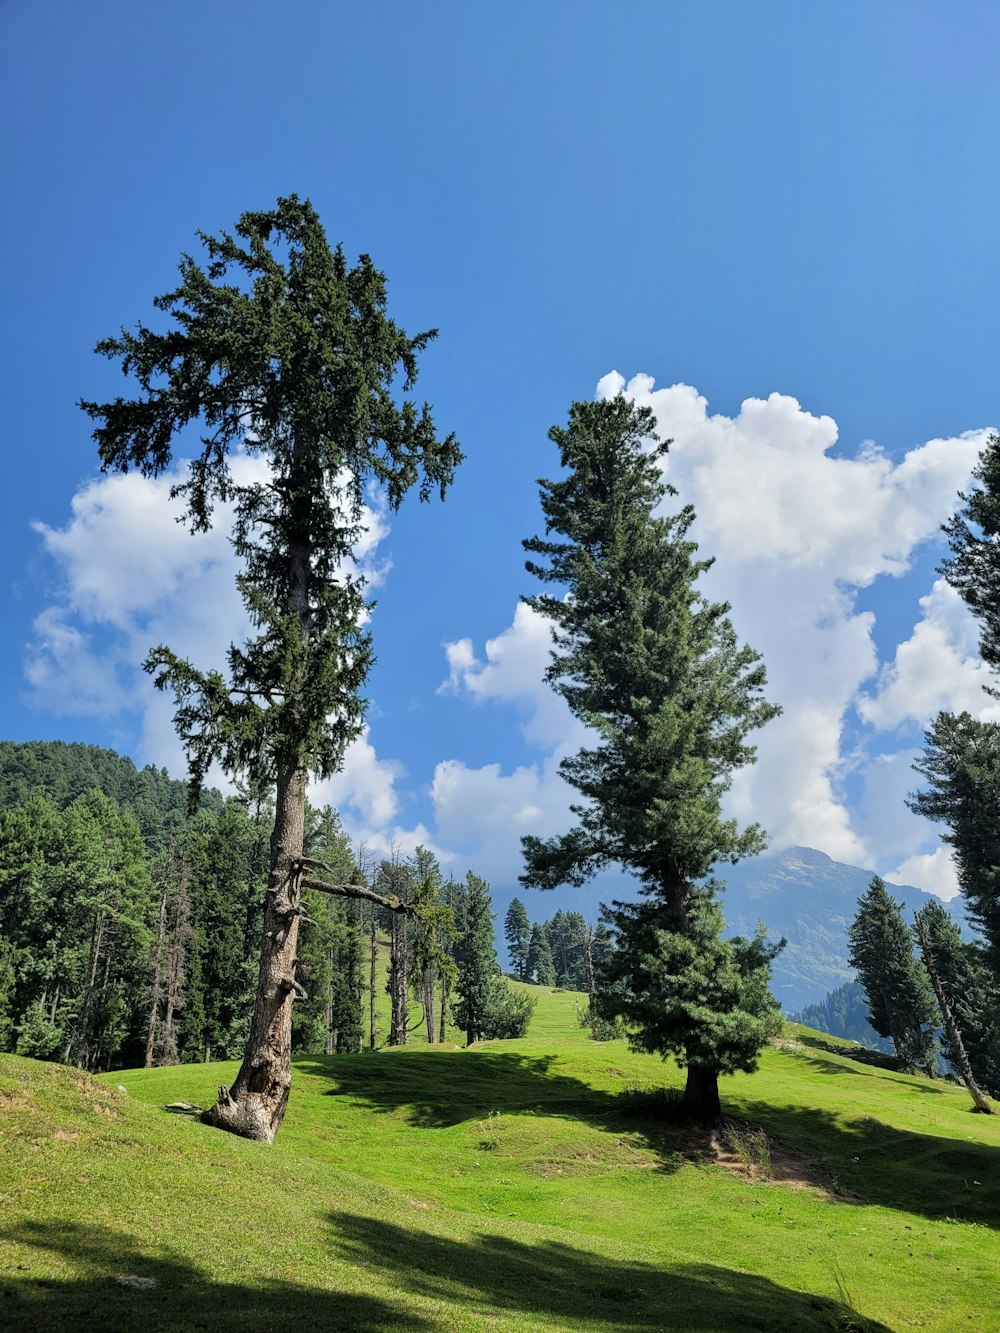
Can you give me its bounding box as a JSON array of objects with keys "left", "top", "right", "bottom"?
[
  {"left": 434, "top": 374, "right": 992, "bottom": 881},
  {"left": 859, "top": 579, "right": 1000, "bottom": 730}
]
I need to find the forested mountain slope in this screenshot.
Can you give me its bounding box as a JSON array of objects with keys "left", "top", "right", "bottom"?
[
  {"left": 719, "top": 845, "right": 963, "bottom": 1011},
  {"left": 0, "top": 740, "right": 224, "bottom": 840}
]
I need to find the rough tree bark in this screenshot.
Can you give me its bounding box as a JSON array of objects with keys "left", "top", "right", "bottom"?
[
  {"left": 145, "top": 882, "right": 168, "bottom": 1068},
  {"left": 389, "top": 908, "right": 409, "bottom": 1046},
  {"left": 916, "top": 915, "right": 992, "bottom": 1114},
  {"left": 202, "top": 765, "right": 307, "bottom": 1142}
]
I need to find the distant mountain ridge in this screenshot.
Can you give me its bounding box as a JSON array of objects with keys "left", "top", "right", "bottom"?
[{"left": 718, "top": 845, "right": 965, "bottom": 1012}]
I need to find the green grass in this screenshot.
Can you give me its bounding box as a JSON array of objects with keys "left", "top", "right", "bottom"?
[{"left": 1, "top": 989, "right": 998, "bottom": 1331}]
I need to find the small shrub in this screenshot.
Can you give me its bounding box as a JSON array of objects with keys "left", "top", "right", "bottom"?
[
  {"left": 576, "top": 1003, "right": 626, "bottom": 1041},
  {"left": 481, "top": 982, "right": 536, "bottom": 1039},
  {"left": 15, "top": 1005, "right": 63, "bottom": 1060}
]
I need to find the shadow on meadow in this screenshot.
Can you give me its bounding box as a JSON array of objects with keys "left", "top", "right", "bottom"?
[
  {"left": 0, "top": 1215, "right": 889, "bottom": 1333},
  {"left": 0, "top": 1220, "right": 426, "bottom": 1332},
  {"left": 792, "top": 1034, "right": 902, "bottom": 1073},
  {"left": 324, "top": 1209, "right": 890, "bottom": 1332},
  {"left": 299, "top": 1048, "right": 1000, "bottom": 1225},
  {"left": 737, "top": 1097, "right": 999, "bottom": 1225}
]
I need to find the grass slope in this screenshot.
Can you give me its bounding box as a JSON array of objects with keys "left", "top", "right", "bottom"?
[{"left": 1, "top": 985, "right": 998, "bottom": 1331}]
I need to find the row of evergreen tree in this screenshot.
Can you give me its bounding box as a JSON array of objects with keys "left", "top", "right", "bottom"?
[
  {"left": 0, "top": 743, "right": 532, "bottom": 1071},
  {"left": 847, "top": 876, "right": 999, "bottom": 1100},
  {"left": 502, "top": 898, "right": 610, "bottom": 991}
]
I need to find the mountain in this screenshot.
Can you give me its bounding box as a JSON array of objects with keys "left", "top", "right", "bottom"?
[
  {"left": 717, "top": 845, "right": 966, "bottom": 1012},
  {"left": 500, "top": 844, "right": 966, "bottom": 1015}
]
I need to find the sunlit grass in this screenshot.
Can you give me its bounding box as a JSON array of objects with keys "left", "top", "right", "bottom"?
[{"left": 1, "top": 990, "right": 997, "bottom": 1330}]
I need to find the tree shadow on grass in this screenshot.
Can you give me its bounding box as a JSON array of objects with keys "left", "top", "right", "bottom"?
[
  {"left": 738, "top": 1097, "right": 1000, "bottom": 1226},
  {"left": 792, "top": 1034, "right": 902, "bottom": 1073},
  {"left": 788, "top": 1049, "right": 947, "bottom": 1091},
  {"left": 324, "top": 1209, "right": 891, "bottom": 1332},
  {"left": 0, "top": 1220, "right": 427, "bottom": 1332},
  {"left": 299, "top": 1048, "right": 1000, "bottom": 1225}
]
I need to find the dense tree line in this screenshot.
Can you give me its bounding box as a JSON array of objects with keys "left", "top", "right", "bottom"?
[
  {"left": 790, "top": 980, "right": 893, "bottom": 1054},
  {"left": 847, "top": 875, "right": 998, "bottom": 1101},
  {"left": 0, "top": 743, "right": 531, "bottom": 1071},
  {"left": 504, "top": 898, "right": 612, "bottom": 993}
]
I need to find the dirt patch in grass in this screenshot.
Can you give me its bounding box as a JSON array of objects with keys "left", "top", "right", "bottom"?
[{"left": 711, "top": 1127, "right": 824, "bottom": 1190}]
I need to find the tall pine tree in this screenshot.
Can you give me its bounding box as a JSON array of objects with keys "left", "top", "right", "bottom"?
[
  {"left": 941, "top": 432, "right": 1000, "bottom": 680},
  {"left": 504, "top": 898, "right": 531, "bottom": 978},
  {"left": 520, "top": 396, "right": 781, "bottom": 1120},
  {"left": 848, "top": 877, "right": 937, "bottom": 1075},
  {"left": 82, "top": 197, "right": 461, "bottom": 1141},
  {"left": 909, "top": 712, "right": 1000, "bottom": 961}
]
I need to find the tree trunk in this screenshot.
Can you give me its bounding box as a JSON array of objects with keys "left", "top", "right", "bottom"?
[
  {"left": 369, "top": 908, "right": 378, "bottom": 1050},
  {"left": 424, "top": 965, "right": 436, "bottom": 1044},
  {"left": 388, "top": 908, "right": 408, "bottom": 1046},
  {"left": 145, "top": 881, "right": 168, "bottom": 1068},
  {"left": 71, "top": 911, "right": 106, "bottom": 1068},
  {"left": 325, "top": 947, "right": 336, "bottom": 1056},
  {"left": 583, "top": 928, "right": 595, "bottom": 1002},
  {"left": 201, "top": 763, "right": 306, "bottom": 1143},
  {"left": 439, "top": 974, "right": 448, "bottom": 1043},
  {"left": 682, "top": 1064, "right": 722, "bottom": 1124},
  {"left": 916, "top": 917, "right": 992, "bottom": 1113}
]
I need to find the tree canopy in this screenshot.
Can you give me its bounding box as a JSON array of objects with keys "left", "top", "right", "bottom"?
[
  {"left": 941, "top": 432, "right": 1000, "bottom": 687},
  {"left": 82, "top": 196, "right": 461, "bottom": 1141},
  {"left": 520, "top": 396, "right": 782, "bottom": 1119}
]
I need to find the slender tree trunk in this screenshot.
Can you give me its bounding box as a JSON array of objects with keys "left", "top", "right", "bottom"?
[
  {"left": 389, "top": 908, "right": 408, "bottom": 1046},
  {"left": 916, "top": 917, "right": 992, "bottom": 1113},
  {"left": 162, "top": 940, "right": 180, "bottom": 1066},
  {"left": 201, "top": 763, "right": 307, "bottom": 1142},
  {"left": 439, "top": 974, "right": 448, "bottom": 1043},
  {"left": 72, "top": 912, "right": 106, "bottom": 1068},
  {"left": 369, "top": 907, "right": 378, "bottom": 1051},
  {"left": 325, "top": 947, "right": 335, "bottom": 1056},
  {"left": 424, "top": 965, "right": 436, "bottom": 1044},
  {"left": 583, "top": 928, "right": 595, "bottom": 1002},
  {"left": 145, "top": 882, "right": 168, "bottom": 1068}
]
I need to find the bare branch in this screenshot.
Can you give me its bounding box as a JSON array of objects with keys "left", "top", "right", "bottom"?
[{"left": 299, "top": 872, "right": 405, "bottom": 913}]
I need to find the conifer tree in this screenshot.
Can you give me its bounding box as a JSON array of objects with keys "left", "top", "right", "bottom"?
[
  {"left": 82, "top": 197, "right": 461, "bottom": 1140},
  {"left": 941, "top": 432, "right": 1000, "bottom": 681},
  {"left": 848, "top": 877, "right": 937, "bottom": 1074},
  {"left": 526, "top": 922, "right": 556, "bottom": 986},
  {"left": 908, "top": 712, "right": 1000, "bottom": 961},
  {"left": 915, "top": 899, "right": 998, "bottom": 1097},
  {"left": 453, "top": 873, "right": 498, "bottom": 1044},
  {"left": 504, "top": 898, "right": 531, "bottom": 978},
  {"left": 520, "top": 396, "right": 781, "bottom": 1120}
]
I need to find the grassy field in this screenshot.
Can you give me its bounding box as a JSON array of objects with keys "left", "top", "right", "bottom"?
[{"left": 1, "top": 984, "right": 998, "bottom": 1331}]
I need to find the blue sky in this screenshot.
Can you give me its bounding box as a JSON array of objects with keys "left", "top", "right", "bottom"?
[{"left": 3, "top": 2, "right": 999, "bottom": 909}]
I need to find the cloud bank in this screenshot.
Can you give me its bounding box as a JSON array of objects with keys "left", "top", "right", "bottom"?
[{"left": 27, "top": 378, "right": 995, "bottom": 901}]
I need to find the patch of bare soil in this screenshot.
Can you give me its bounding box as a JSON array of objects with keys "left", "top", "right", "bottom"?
[{"left": 672, "top": 1120, "right": 843, "bottom": 1198}]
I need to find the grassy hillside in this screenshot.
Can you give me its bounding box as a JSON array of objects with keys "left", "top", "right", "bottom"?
[{"left": 1, "top": 986, "right": 998, "bottom": 1331}]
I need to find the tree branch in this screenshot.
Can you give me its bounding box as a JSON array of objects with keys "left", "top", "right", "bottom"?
[{"left": 298, "top": 869, "right": 406, "bottom": 913}]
